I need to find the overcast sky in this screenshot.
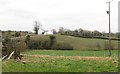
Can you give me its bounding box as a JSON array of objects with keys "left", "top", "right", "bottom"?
[{"left": 0, "top": 0, "right": 119, "bottom": 33}]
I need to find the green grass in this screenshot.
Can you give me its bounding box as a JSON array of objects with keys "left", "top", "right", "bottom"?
[
  {"left": 2, "top": 34, "right": 119, "bottom": 72},
  {"left": 2, "top": 50, "right": 118, "bottom": 72},
  {"left": 22, "top": 50, "right": 118, "bottom": 57},
  {"left": 2, "top": 57, "right": 118, "bottom": 72},
  {"left": 54, "top": 34, "right": 118, "bottom": 50}
]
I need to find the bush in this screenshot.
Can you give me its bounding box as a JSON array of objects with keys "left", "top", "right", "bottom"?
[
  {"left": 2, "top": 39, "right": 15, "bottom": 56},
  {"left": 2, "top": 39, "right": 27, "bottom": 59},
  {"left": 13, "top": 41, "right": 27, "bottom": 59},
  {"left": 15, "top": 41, "right": 27, "bottom": 52},
  {"left": 25, "top": 35, "right": 30, "bottom": 44},
  {"left": 49, "top": 35, "right": 56, "bottom": 47},
  {"left": 14, "top": 32, "right": 21, "bottom": 37},
  {"left": 25, "top": 35, "right": 73, "bottom": 50},
  {"left": 27, "top": 38, "right": 51, "bottom": 49},
  {"left": 41, "top": 39, "right": 51, "bottom": 49},
  {"left": 52, "top": 41, "right": 73, "bottom": 50},
  {"left": 27, "top": 40, "right": 39, "bottom": 49}
]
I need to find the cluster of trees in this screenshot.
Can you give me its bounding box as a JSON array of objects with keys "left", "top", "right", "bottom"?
[{"left": 57, "top": 27, "right": 120, "bottom": 39}]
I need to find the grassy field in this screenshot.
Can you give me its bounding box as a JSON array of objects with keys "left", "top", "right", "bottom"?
[
  {"left": 2, "top": 58, "right": 118, "bottom": 72},
  {"left": 2, "top": 35, "right": 119, "bottom": 72},
  {"left": 22, "top": 50, "right": 118, "bottom": 57},
  {"left": 54, "top": 34, "right": 118, "bottom": 50},
  {"left": 2, "top": 50, "right": 118, "bottom": 72}
]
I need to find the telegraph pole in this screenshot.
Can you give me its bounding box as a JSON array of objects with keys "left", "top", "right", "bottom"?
[
  {"left": 108, "top": 1, "right": 111, "bottom": 56},
  {"left": 106, "top": 0, "right": 114, "bottom": 56}
]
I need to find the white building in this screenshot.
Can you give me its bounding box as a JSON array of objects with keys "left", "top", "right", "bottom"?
[{"left": 39, "top": 30, "right": 53, "bottom": 35}]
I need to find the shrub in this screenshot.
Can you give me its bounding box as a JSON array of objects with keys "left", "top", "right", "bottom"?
[
  {"left": 2, "top": 39, "right": 27, "bottom": 59},
  {"left": 52, "top": 41, "right": 73, "bottom": 50},
  {"left": 13, "top": 41, "right": 27, "bottom": 59},
  {"left": 15, "top": 41, "right": 27, "bottom": 52},
  {"left": 49, "top": 35, "right": 56, "bottom": 47},
  {"left": 27, "top": 38, "right": 51, "bottom": 49},
  {"left": 2, "top": 39, "right": 15, "bottom": 56},
  {"left": 14, "top": 32, "right": 21, "bottom": 37},
  {"left": 27, "top": 40, "right": 39, "bottom": 49},
  {"left": 25, "top": 35, "right": 30, "bottom": 44},
  {"left": 25, "top": 35, "right": 73, "bottom": 50},
  {"left": 41, "top": 39, "right": 51, "bottom": 49}
]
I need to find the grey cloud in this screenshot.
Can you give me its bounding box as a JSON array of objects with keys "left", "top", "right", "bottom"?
[{"left": 2, "top": 8, "right": 37, "bottom": 20}]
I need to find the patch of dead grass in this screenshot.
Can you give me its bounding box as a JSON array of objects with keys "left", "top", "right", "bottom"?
[{"left": 21, "top": 54, "right": 116, "bottom": 62}]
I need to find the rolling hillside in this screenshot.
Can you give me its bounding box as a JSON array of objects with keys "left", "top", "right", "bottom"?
[
  {"left": 54, "top": 34, "right": 118, "bottom": 50},
  {"left": 20, "top": 34, "right": 118, "bottom": 50}
]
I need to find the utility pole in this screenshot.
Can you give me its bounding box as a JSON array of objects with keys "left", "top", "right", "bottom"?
[
  {"left": 108, "top": 1, "right": 111, "bottom": 57},
  {"left": 106, "top": 0, "right": 114, "bottom": 56}
]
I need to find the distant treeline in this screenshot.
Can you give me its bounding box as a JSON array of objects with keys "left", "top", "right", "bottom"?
[
  {"left": 56, "top": 27, "right": 120, "bottom": 40},
  {"left": 2, "top": 30, "right": 33, "bottom": 38},
  {"left": 1, "top": 27, "right": 120, "bottom": 41}
]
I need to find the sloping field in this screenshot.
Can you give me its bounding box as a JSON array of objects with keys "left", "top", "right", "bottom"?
[
  {"left": 54, "top": 34, "right": 118, "bottom": 50},
  {"left": 12, "top": 34, "right": 118, "bottom": 50}
]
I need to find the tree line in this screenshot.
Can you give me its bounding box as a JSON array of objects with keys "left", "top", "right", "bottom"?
[{"left": 56, "top": 27, "right": 120, "bottom": 40}]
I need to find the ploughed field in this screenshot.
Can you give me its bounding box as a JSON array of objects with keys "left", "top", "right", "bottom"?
[{"left": 2, "top": 50, "right": 118, "bottom": 72}]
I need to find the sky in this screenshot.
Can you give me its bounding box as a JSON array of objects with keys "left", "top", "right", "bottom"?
[{"left": 0, "top": 0, "right": 119, "bottom": 33}]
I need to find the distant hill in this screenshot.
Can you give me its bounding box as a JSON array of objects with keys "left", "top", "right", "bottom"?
[
  {"left": 54, "top": 34, "right": 118, "bottom": 50},
  {"left": 2, "top": 30, "right": 118, "bottom": 50},
  {"left": 24, "top": 34, "right": 118, "bottom": 50}
]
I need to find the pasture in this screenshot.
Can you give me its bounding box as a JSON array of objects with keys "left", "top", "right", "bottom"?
[
  {"left": 54, "top": 34, "right": 118, "bottom": 50},
  {"left": 22, "top": 50, "right": 118, "bottom": 57},
  {"left": 2, "top": 35, "right": 119, "bottom": 72},
  {"left": 2, "top": 50, "right": 118, "bottom": 72}
]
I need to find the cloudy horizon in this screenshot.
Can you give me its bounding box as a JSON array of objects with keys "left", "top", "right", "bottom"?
[{"left": 0, "top": 0, "right": 119, "bottom": 33}]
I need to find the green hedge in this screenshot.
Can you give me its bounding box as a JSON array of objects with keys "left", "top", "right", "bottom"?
[{"left": 52, "top": 41, "right": 73, "bottom": 50}]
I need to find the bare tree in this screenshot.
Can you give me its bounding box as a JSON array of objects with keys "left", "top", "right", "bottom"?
[
  {"left": 52, "top": 29, "right": 57, "bottom": 34},
  {"left": 33, "top": 21, "right": 40, "bottom": 35},
  {"left": 58, "top": 27, "right": 65, "bottom": 34}
]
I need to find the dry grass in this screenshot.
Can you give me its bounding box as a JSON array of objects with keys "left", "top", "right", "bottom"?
[{"left": 21, "top": 54, "right": 116, "bottom": 62}]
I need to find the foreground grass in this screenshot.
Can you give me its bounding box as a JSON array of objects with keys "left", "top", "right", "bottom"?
[
  {"left": 2, "top": 56, "right": 118, "bottom": 72},
  {"left": 2, "top": 50, "right": 118, "bottom": 72},
  {"left": 22, "top": 50, "right": 118, "bottom": 57}
]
